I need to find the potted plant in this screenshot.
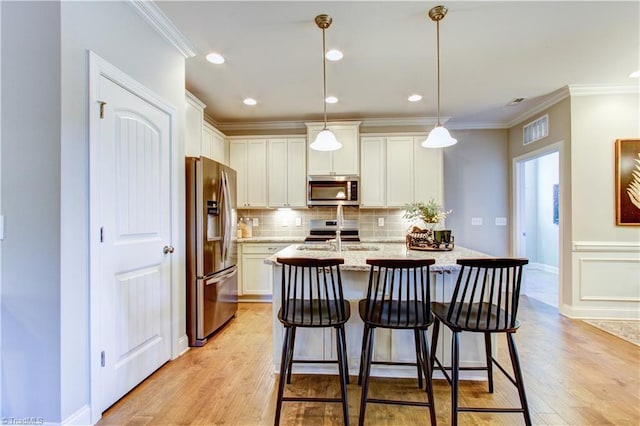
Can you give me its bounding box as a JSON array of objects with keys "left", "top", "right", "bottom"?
[{"left": 403, "top": 198, "right": 451, "bottom": 233}]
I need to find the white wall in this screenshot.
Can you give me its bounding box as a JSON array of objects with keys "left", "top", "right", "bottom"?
[
  {"left": 0, "top": 1, "right": 185, "bottom": 423},
  {"left": 1, "top": 1, "right": 62, "bottom": 419},
  {"left": 568, "top": 92, "right": 640, "bottom": 318},
  {"left": 60, "top": 1, "right": 186, "bottom": 422},
  {"left": 444, "top": 129, "right": 510, "bottom": 256}
]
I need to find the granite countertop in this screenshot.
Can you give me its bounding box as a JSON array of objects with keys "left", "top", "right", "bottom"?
[
  {"left": 264, "top": 243, "right": 490, "bottom": 272},
  {"left": 238, "top": 237, "right": 305, "bottom": 243}
]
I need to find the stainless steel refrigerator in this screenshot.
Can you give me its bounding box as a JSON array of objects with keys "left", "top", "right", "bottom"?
[{"left": 186, "top": 157, "right": 238, "bottom": 346}]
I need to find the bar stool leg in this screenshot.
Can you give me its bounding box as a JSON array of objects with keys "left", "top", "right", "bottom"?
[
  {"left": 413, "top": 329, "right": 424, "bottom": 389},
  {"left": 358, "top": 327, "right": 375, "bottom": 426},
  {"left": 357, "top": 324, "right": 371, "bottom": 385},
  {"left": 484, "top": 332, "right": 494, "bottom": 393},
  {"left": 451, "top": 330, "right": 460, "bottom": 426},
  {"left": 336, "top": 326, "right": 350, "bottom": 425},
  {"left": 430, "top": 319, "right": 440, "bottom": 372},
  {"left": 285, "top": 327, "right": 297, "bottom": 384},
  {"left": 338, "top": 324, "right": 350, "bottom": 384},
  {"left": 419, "top": 329, "right": 438, "bottom": 425},
  {"left": 275, "top": 327, "right": 292, "bottom": 426},
  {"left": 507, "top": 333, "right": 532, "bottom": 426}
]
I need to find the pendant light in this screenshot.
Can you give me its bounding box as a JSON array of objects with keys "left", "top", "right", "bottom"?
[
  {"left": 422, "top": 5, "right": 457, "bottom": 148},
  {"left": 310, "top": 14, "right": 342, "bottom": 152}
]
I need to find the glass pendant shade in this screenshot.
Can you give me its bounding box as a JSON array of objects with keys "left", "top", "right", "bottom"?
[
  {"left": 422, "top": 125, "right": 457, "bottom": 148},
  {"left": 310, "top": 129, "right": 342, "bottom": 151}
]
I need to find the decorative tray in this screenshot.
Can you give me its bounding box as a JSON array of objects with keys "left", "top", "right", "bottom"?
[{"left": 405, "top": 231, "right": 454, "bottom": 252}]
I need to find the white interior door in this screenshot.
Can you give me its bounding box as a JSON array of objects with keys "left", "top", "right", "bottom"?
[{"left": 97, "top": 75, "right": 172, "bottom": 411}]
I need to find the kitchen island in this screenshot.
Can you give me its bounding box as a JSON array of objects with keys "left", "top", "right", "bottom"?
[{"left": 265, "top": 243, "right": 493, "bottom": 380}]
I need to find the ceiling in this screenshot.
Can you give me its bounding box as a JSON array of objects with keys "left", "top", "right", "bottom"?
[{"left": 155, "top": 1, "right": 639, "bottom": 131}]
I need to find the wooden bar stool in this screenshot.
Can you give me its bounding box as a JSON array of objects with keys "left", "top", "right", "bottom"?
[
  {"left": 430, "top": 258, "right": 532, "bottom": 426},
  {"left": 357, "top": 258, "right": 437, "bottom": 426},
  {"left": 274, "top": 257, "right": 351, "bottom": 426}
]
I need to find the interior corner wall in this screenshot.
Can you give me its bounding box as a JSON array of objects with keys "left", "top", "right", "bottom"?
[
  {"left": 444, "top": 128, "right": 510, "bottom": 257},
  {"left": 61, "top": 1, "right": 185, "bottom": 423},
  {"left": 509, "top": 97, "right": 572, "bottom": 309},
  {"left": 1, "top": 1, "right": 62, "bottom": 420},
  {"left": 568, "top": 92, "right": 640, "bottom": 318}
]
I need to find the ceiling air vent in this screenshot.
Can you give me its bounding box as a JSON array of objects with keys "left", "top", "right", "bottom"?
[{"left": 523, "top": 114, "right": 548, "bottom": 145}]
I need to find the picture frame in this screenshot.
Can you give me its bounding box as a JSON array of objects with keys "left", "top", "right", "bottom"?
[{"left": 615, "top": 138, "right": 640, "bottom": 225}]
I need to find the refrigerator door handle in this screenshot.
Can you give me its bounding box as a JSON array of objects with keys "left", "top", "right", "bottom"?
[
  {"left": 221, "top": 170, "right": 232, "bottom": 262},
  {"left": 204, "top": 265, "right": 237, "bottom": 286}
]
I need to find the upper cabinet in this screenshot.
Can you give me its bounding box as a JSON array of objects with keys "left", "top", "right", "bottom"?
[
  {"left": 306, "top": 122, "right": 361, "bottom": 175},
  {"left": 360, "top": 135, "right": 443, "bottom": 208},
  {"left": 268, "top": 138, "right": 307, "bottom": 208},
  {"left": 229, "top": 139, "right": 268, "bottom": 208},
  {"left": 185, "top": 91, "right": 205, "bottom": 157},
  {"left": 202, "top": 121, "right": 227, "bottom": 164},
  {"left": 185, "top": 91, "right": 228, "bottom": 163}
]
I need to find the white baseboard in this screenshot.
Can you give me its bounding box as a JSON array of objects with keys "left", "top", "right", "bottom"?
[
  {"left": 175, "top": 334, "right": 189, "bottom": 359},
  {"left": 62, "top": 404, "right": 92, "bottom": 425},
  {"left": 528, "top": 262, "right": 559, "bottom": 274},
  {"left": 560, "top": 303, "right": 640, "bottom": 320}
]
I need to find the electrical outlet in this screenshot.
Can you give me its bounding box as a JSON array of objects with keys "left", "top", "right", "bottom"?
[
  {"left": 378, "top": 217, "right": 385, "bottom": 227},
  {"left": 282, "top": 219, "right": 288, "bottom": 227},
  {"left": 471, "top": 217, "right": 483, "bottom": 226},
  {"left": 252, "top": 218, "right": 259, "bottom": 227},
  {"left": 295, "top": 217, "right": 302, "bottom": 227},
  {"left": 495, "top": 217, "right": 507, "bottom": 226}
]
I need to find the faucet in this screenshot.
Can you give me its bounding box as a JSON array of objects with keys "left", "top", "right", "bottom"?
[{"left": 335, "top": 204, "right": 343, "bottom": 252}]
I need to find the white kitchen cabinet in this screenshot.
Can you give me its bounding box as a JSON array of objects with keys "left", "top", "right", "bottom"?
[
  {"left": 202, "top": 121, "right": 227, "bottom": 164},
  {"left": 268, "top": 138, "right": 307, "bottom": 208},
  {"left": 239, "top": 243, "right": 289, "bottom": 298},
  {"left": 386, "top": 136, "right": 415, "bottom": 207},
  {"left": 185, "top": 91, "right": 205, "bottom": 157},
  {"left": 359, "top": 135, "right": 444, "bottom": 207},
  {"left": 360, "top": 137, "right": 386, "bottom": 207},
  {"left": 306, "top": 122, "right": 361, "bottom": 175},
  {"left": 229, "top": 139, "right": 268, "bottom": 208}
]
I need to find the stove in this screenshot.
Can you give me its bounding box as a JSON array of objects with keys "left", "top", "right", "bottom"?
[{"left": 305, "top": 219, "right": 360, "bottom": 243}]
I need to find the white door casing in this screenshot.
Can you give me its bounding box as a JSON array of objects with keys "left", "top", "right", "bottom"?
[{"left": 89, "top": 52, "right": 177, "bottom": 421}]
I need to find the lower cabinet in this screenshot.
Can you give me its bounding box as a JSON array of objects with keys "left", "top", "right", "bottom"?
[{"left": 239, "top": 243, "right": 289, "bottom": 300}]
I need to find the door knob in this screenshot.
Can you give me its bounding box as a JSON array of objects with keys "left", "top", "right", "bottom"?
[{"left": 163, "top": 245, "right": 175, "bottom": 254}]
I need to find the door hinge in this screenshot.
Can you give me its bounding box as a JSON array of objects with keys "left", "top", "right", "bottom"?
[
  {"left": 100, "top": 226, "right": 104, "bottom": 243},
  {"left": 100, "top": 350, "right": 105, "bottom": 367},
  {"left": 98, "top": 101, "right": 106, "bottom": 119}
]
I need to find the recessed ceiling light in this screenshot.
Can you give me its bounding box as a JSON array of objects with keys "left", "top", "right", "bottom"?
[
  {"left": 408, "top": 94, "right": 422, "bottom": 102},
  {"left": 205, "top": 52, "right": 225, "bottom": 64},
  {"left": 629, "top": 70, "right": 640, "bottom": 78},
  {"left": 243, "top": 98, "right": 257, "bottom": 106},
  {"left": 325, "top": 49, "right": 343, "bottom": 61},
  {"left": 325, "top": 96, "right": 338, "bottom": 104}
]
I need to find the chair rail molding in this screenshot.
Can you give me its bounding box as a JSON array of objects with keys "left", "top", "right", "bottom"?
[{"left": 573, "top": 241, "right": 640, "bottom": 252}]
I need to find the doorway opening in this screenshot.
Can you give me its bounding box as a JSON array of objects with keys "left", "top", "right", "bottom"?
[{"left": 514, "top": 147, "right": 560, "bottom": 308}]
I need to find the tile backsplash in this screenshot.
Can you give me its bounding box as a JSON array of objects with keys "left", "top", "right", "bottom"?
[{"left": 237, "top": 207, "right": 413, "bottom": 239}]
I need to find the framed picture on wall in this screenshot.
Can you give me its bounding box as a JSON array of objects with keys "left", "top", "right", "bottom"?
[{"left": 615, "top": 138, "right": 640, "bottom": 225}]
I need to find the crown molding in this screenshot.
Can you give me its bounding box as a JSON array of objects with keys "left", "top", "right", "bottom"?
[
  {"left": 568, "top": 84, "right": 640, "bottom": 96},
  {"left": 505, "top": 86, "right": 570, "bottom": 129},
  {"left": 128, "top": 0, "right": 197, "bottom": 58},
  {"left": 217, "top": 120, "right": 306, "bottom": 132}
]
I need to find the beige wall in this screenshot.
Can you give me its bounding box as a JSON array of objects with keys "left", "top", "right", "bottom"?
[{"left": 509, "top": 89, "right": 640, "bottom": 319}]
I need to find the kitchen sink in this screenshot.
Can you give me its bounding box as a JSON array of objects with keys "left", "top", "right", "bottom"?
[{"left": 296, "top": 244, "right": 380, "bottom": 252}]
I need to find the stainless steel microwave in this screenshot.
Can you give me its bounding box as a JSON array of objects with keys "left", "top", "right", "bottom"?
[{"left": 307, "top": 176, "right": 359, "bottom": 206}]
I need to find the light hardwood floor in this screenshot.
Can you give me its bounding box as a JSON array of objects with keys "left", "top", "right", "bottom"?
[{"left": 100, "top": 297, "right": 640, "bottom": 425}]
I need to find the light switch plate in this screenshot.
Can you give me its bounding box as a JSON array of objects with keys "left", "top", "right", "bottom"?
[
  {"left": 252, "top": 218, "right": 259, "bottom": 227},
  {"left": 378, "top": 217, "right": 385, "bottom": 227},
  {"left": 0, "top": 215, "right": 4, "bottom": 240},
  {"left": 495, "top": 217, "right": 507, "bottom": 226},
  {"left": 471, "top": 217, "right": 483, "bottom": 226},
  {"left": 295, "top": 217, "right": 302, "bottom": 227}
]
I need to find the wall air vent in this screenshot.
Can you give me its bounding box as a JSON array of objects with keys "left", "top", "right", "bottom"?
[{"left": 523, "top": 114, "right": 549, "bottom": 145}]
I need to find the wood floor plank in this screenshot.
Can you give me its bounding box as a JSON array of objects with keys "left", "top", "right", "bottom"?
[{"left": 100, "top": 298, "right": 640, "bottom": 425}]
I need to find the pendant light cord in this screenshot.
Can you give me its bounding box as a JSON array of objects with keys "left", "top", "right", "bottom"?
[
  {"left": 322, "top": 27, "right": 328, "bottom": 130},
  {"left": 436, "top": 18, "right": 441, "bottom": 127}
]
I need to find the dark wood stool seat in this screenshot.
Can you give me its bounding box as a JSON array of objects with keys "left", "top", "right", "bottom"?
[
  {"left": 430, "top": 258, "right": 532, "bottom": 426},
  {"left": 357, "top": 258, "right": 437, "bottom": 426},
  {"left": 274, "top": 257, "right": 351, "bottom": 426}
]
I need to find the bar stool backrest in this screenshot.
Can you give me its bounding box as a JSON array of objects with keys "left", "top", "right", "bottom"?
[
  {"left": 448, "top": 258, "right": 529, "bottom": 331},
  {"left": 277, "top": 257, "right": 347, "bottom": 327},
  {"left": 361, "top": 258, "right": 436, "bottom": 328}
]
